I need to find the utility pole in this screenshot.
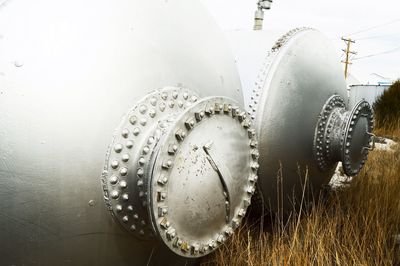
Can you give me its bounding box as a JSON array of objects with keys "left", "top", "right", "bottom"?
[{"left": 341, "top": 38, "right": 356, "bottom": 79}]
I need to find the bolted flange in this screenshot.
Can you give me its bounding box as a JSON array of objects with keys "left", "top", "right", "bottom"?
[
  {"left": 102, "top": 88, "right": 258, "bottom": 258},
  {"left": 313, "top": 95, "right": 374, "bottom": 176},
  {"left": 147, "top": 96, "right": 258, "bottom": 258},
  {"left": 101, "top": 87, "right": 199, "bottom": 240}
]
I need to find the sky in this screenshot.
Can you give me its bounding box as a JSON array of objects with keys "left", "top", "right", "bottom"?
[{"left": 201, "top": 0, "right": 400, "bottom": 84}]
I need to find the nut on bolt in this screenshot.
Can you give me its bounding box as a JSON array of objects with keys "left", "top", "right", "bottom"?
[{"left": 175, "top": 129, "right": 186, "bottom": 141}]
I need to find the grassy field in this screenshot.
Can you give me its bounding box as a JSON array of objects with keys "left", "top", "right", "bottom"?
[
  {"left": 374, "top": 119, "right": 400, "bottom": 141},
  {"left": 202, "top": 128, "right": 400, "bottom": 265}
]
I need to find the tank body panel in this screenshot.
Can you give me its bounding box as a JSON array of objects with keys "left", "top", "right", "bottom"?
[
  {"left": 255, "top": 30, "right": 347, "bottom": 210},
  {"left": 227, "top": 29, "right": 347, "bottom": 211},
  {"left": 0, "top": 0, "right": 242, "bottom": 265}
]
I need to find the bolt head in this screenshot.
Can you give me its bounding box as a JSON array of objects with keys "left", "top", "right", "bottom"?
[
  {"left": 110, "top": 175, "right": 118, "bottom": 185},
  {"left": 126, "top": 140, "right": 134, "bottom": 149},
  {"left": 111, "top": 190, "right": 119, "bottom": 199},
  {"left": 121, "top": 193, "right": 129, "bottom": 201},
  {"left": 121, "top": 128, "right": 129, "bottom": 138},
  {"left": 119, "top": 180, "right": 127, "bottom": 189},
  {"left": 114, "top": 144, "right": 123, "bottom": 153},
  {"left": 129, "top": 116, "right": 137, "bottom": 125},
  {"left": 111, "top": 160, "right": 119, "bottom": 169},
  {"left": 120, "top": 167, "right": 128, "bottom": 176}
]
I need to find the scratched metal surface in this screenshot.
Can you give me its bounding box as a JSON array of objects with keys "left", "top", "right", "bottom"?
[
  {"left": 0, "top": 0, "right": 242, "bottom": 265},
  {"left": 229, "top": 29, "right": 348, "bottom": 211}
]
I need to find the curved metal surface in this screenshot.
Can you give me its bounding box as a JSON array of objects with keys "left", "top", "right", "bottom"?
[
  {"left": 102, "top": 87, "right": 200, "bottom": 241},
  {"left": 0, "top": 0, "right": 243, "bottom": 265},
  {"left": 339, "top": 100, "right": 374, "bottom": 175},
  {"left": 101, "top": 88, "right": 258, "bottom": 259},
  {"left": 314, "top": 96, "right": 374, "bottom": 176},
  {"left": 148, "top": 96, "right": 258, "bottom": 257},
  {"left": 233, "top": 28, "right": 374, "bottom": 213},
  {"left": 246, "top": 28, "right": 349, "bottom": 211}
]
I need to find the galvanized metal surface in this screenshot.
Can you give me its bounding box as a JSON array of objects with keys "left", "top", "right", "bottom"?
[
  {"left": 102, "top": 87, "right": 258, "bottom": 258},
  {"left": 102, "top": 87, "right": 200, "bottom": 241},
  {"left": 249, "top": 28, "right": 347, "bottom": 211},
  {"left": 313, "top": 96, "right": 373, "bottom": 176},
  {"left": 232, "top": 28, "right": 373, "bottom": 212},
  {"left": 0, "top": 0, "right": 244, "bottom": 265},
  {"left": 348, "top": 84, "right": 390, "bottom": 108},
  {"left": 147, "top": 95, "right": 258, "bottom": 257}
]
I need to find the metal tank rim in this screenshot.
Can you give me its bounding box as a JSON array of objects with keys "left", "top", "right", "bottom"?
[{"left": 101, "top": 87, "right": 259, "bottom": 258}]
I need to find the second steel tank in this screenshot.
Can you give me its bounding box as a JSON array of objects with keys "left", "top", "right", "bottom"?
[{"left": 228, "top": 28, "right": 374, "bottom": 212}]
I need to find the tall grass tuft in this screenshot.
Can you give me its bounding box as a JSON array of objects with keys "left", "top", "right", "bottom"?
[
  {"left": 201, "top": 82, "right": 400, "bottom": 265},
  {"left": 374, "top": 118, "right": 400, "bottom": 141},
  {"left": 374, "top": 80, "right": 400, "bottom": 140},
  {"left": 202, "top": 143, "right": 400, "bottom": 265}
]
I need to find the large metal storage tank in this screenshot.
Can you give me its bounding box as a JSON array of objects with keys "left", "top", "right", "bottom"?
[
  {"left": 349, "top": 84, "right": 390, "bottom": 108},
  {"left": 227, "top": 28, "right": 374, "bottom": 212},
  {"left": 0, "top": 0, "right": 259, "bottom": 265}
]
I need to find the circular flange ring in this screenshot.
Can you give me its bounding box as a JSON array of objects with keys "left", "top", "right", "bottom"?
[
  {"left": 313, "top": 95, "right": 374, "bottom": 176},
  {"left": 148, "top": 97, "right": 259, "bottom": 258},
  {"left": 101, "top": 87, "right": 199, "bottom": 240},
  {"left": 314, "top": 95, "right": 346, "bottom": 171},
  {"left": 341, "top": 100, "right": 374, "bottom": 175}
]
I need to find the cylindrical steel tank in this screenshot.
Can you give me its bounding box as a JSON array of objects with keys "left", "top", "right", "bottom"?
[
  {"left": 228, "top": 28, "right": 374, "bottom": 212},
  {"left": 0, "top": 0, "right": 259, "bottom": 265},
  {"left": 349, "top": 84, "right": 390, "bottom": 108}
]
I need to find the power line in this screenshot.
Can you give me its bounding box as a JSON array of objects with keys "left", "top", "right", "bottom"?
[
  {"left": 345, "top": 18, "right": 400, "bottom": 37},
  {"left": 356, "top": 33, "right": 400, "bottom": 41},
  {"left": 353, "top": 45, "right": 400, "bottom": 60}
]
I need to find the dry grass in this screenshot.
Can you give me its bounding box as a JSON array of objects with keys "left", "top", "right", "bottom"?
[
  {"left": 202, "top": 130, "right": 400, "bottom": 266},
  {"left": 374, "top": 119, "right": 400, "bottom": 141}
]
